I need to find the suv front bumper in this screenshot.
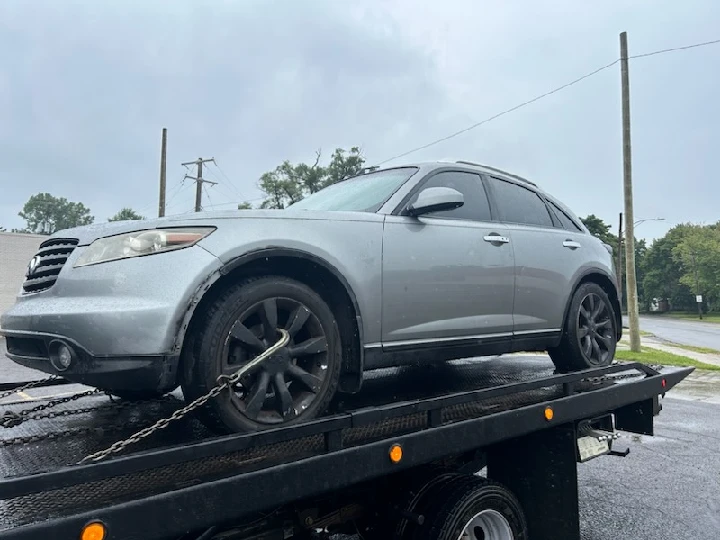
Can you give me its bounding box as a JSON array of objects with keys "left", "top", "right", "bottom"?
[{"left": 0, "top": 244, "right": 222, "bottom": 393}]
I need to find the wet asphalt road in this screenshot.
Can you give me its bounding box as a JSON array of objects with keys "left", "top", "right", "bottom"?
[
  {"left": 630, "top": 315, "right": 720, "bottom": 350},
  {"left": 578, "top": 396, "right": 720, "bottom": 540},
  {"left": 1, "top": 340, "right": 718, "bottom": 539}
]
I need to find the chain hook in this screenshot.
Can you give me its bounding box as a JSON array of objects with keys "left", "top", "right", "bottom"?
[
  {"left": 79, "top": 329, "right": 290, "bottom": 464},
  {"left": 0, "top": 411, "right": 23, "bottom": 429}
]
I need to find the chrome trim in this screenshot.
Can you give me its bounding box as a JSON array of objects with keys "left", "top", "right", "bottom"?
[{"left": 381, "top": 332, "right": 512, "bottom": 349}]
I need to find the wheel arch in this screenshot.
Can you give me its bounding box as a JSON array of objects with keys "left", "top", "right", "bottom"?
[
  {"left": 175, "top": 247, "right": 365, "bottom": 393},
  {"left": 561, "top": 269, "right": 623, "bottom": 341}
]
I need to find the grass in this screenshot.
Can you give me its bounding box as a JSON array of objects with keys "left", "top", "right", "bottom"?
[
  {"left": 662, "top": 342, "right": 720, "bottom": 355},
  {"left": 615, "top": 347, "right": 720, "bottom": 371}
]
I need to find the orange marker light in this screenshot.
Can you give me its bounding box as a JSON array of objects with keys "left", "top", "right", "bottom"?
[
  {"left": 81, "top": 522, "right": 106, "bottom": 540},
  {"left": 544, "top": 406, "right": 554, "bottom": 421},
  {"left": 389, "top": 443, "right": 403, "bottom": 463}
]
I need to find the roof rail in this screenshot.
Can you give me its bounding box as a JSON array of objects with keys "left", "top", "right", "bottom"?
[{"left": 455, "top": 160, "right": 537, "bottom": 187}]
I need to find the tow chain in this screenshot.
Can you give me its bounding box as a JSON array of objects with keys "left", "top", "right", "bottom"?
[
  {"left": 583, "top": 363, "right": 664, "bottom": 385},
  {"left": 0, "top": 375, "right": 60, "bottom": 401},
  {"left": 78, "top": 329, "right": 291, "bottom": 464},
  {"left": 0, "top": 389, "right": 102, "bottom": 428}
]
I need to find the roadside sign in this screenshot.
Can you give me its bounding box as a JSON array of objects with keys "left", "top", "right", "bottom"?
[{"left": 696, "top": 295, "right": 703, "bottom": 303}]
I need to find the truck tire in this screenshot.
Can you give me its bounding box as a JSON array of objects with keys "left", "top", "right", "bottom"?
[
  {"left": 418, "top": 476, "right": 527, "bottom": 540},
  {"left": 182, "top": 276, "right": 341, "bottom": 433},
  {"left": 548, "top": 282, "right": 618, "bottom": 373}
]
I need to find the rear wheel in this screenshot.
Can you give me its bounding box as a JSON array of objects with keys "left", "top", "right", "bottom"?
[
  {"left": 548, "top": 282, "right": 618, "bottom": 372},
  {"left": 182, "top": 276, "right": 341, "bottom": 433},
  {"left": 418, "top": 476, "right": 527, "bottom": 540}
]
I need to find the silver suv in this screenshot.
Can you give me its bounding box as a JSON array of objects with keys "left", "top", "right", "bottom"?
[{"left": 1, "top": 161, "right": 621, "bottom": 433}]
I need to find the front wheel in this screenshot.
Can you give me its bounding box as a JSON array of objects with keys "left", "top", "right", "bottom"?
[
  {"left": 182, "top": 276, "right": 342, "bottom": 433},
  {"left": 548, "top": 282, "right": 618, "bottom": 372}
]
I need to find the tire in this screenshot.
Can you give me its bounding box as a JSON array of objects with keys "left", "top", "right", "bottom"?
[
  {"left": 181, "top": 276, "right": 342, "bottom": 433},
  {"left": 548, "top": 282, "right": 618, "bottom": 372},
  {"left": 418, "top": 476, "right": 527, "bottom": 540}
]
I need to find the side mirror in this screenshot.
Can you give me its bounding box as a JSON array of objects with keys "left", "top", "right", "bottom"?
[{"left": 407, "top": 187, "right": 464, "bottom": 217}]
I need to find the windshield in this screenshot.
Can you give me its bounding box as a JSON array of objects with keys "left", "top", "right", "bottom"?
[{"left": 287, "top": 167, "right": 418, "bottom": 212}]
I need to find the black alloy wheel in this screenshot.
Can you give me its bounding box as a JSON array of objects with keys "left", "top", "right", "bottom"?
[
  {"left": 224, "top": 297, "right": 330, "bottom": 425},
  {"left": 576, "top": 292, "right": 614, "bottom": 366},
  {"left": 547, "top": 282, "right": 618, "bottom": 372},
  {"left": 183, "top": 276, "right": 341, "bottom": 433}
]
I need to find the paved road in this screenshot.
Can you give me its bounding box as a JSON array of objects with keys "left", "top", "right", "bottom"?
[{"left": 624, "top": 315, "right": 720, "bottom": 350}]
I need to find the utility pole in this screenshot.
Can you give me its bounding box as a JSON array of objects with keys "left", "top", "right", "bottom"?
[
  {"left": 616, "top": 212, "right": 623, "bottom": 310},
  {"left": 158, "top": 128, "right": 167, "bottom": 217},
  {"left": 620, "top": 31, "right": 641, "bottom": 353},
  {"left": 181, "top": 157, "right": 217, "bottom": 212}
]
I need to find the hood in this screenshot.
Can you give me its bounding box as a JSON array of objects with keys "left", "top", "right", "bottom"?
[{"left": 51, "top": 208, "right": 383, "bottom": 245}]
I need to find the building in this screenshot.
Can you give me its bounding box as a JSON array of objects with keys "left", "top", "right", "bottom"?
[{"left": 0, "top": 232, "right": 45, "bottom": 318}]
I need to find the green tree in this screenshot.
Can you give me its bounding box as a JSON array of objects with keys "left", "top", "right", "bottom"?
[
  {"left": 18, "top": 193, "right": 94, "bottom": 235},
  {"left": 259, "top": 147, "right": 365, "bottom": 209},
  {"left": 641, "top": 224, "right": 697, "bottom": 311},
  {"left": 671, "top": 224, "right": 720, "bottom": 310},
  {"left": 109, "top": 208, "right": 145, "bottom": 221},
  {"left": 237, "top": 202, "right": 253, "bottom": 210}
]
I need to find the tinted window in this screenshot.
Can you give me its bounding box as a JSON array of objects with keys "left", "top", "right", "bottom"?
[
  {"left": 550, "top": 201, "right": 583, "bottom": 232},
  {"left": 417, "top": 171, "right": 492, "bottom": 222},
  {"left": 491, "top": 178, "right": 553, "bottom": 227},
  {"left": 289, "top": 167, "right": 417, "bottom": 212}
]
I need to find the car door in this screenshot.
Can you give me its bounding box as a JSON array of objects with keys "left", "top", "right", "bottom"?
[
  {"left": 381, "top": 170, "right": 515, "bottom": 346},
  {"left": 486, "top": 176, "right": 586, "bottom": 334}
]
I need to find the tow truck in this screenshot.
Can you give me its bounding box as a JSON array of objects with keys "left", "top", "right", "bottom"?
[{"left": 0, "top": 350, "right": 691, "bottom": 540}]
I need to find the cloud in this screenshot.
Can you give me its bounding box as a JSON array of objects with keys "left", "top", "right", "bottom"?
[{"left": 1, "top": 0, "right": 719, "bottom": 240}]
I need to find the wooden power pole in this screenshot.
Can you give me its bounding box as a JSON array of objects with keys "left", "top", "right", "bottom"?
[
  {"left": 182, "top": 157, "right": 217, "bottom": 212},
  {"left": 620, "top": 31, "right": 641, "bottom": 353},
  {"left": 158, "top": 128, "right": 167, "bottom": 217}
]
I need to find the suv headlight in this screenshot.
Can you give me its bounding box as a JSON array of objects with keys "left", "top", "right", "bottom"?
[{"left": 74, "top": 227, "right": 215, "bottom": 267}]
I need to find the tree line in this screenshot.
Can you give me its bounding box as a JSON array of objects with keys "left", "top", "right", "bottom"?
[{"left": 3, "top": 147, "right": 716, "bottom": 314}]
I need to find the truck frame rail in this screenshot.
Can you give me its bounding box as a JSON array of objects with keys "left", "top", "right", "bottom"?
[{"left": 0, "top": 356, "right": 692, "bottom": 540}]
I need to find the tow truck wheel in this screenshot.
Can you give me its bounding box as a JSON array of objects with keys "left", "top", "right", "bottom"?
[
  {"left": 548, "top": 282, "right": 617, "bottom": 373},
  {"left": 419, "top": 476, "right": 527, "bottom": 540},
  {"left": 182, "top": 276, "right": 342, "bottom": 433}
]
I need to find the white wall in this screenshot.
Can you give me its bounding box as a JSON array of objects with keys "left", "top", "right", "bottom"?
[{"left": 0, "top": 232, "right": 45, "bottom": 317}]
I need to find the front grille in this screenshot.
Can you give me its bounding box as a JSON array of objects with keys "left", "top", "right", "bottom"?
[{"left": 22, "top": 238, "right": 79, "bottom": 293}]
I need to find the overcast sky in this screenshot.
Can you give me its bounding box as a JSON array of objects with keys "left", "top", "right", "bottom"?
[{"left": 1, "top": 0, "right": 719, "bottom": 241}]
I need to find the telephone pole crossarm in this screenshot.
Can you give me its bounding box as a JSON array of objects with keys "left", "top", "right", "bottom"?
[{"left": 184, "top": 175, "right": 218, "bottom": 186}]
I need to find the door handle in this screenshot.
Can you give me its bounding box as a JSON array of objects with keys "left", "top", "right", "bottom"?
[
  {"left": 484, "top": 235, "right": 510, "bottom": 244},
  {"left": 563, "top": 240, "right": 582, "bottom": 249}
]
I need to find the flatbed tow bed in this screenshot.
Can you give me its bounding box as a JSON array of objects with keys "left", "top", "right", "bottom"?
[{"left": 0, "top": 355, "right": 692, "bottom": 540}]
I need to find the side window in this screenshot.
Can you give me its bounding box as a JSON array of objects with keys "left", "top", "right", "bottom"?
[
  {"left": 490, "top": 178, "right": 554, "bottom": 228},
  {"left": 550, "top": 202, "right": 583, "bottom": 232},
  {"left": 417, "top": 171, "right": 492, "bottom": 222}
]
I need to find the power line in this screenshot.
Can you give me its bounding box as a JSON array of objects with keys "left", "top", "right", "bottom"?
[
  {"left": 629, "top": 38, "right": 720, "bottom": 59},
  {"left": 212, "top": 160, "right": 246, "bottom": 200},
  {"left": 377, "top": 37, "right": 720, "bottom": 166}
]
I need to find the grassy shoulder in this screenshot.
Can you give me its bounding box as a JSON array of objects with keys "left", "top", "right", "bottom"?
[{"left": 616, "top": 347, "right": 720, "bottom": 371}]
